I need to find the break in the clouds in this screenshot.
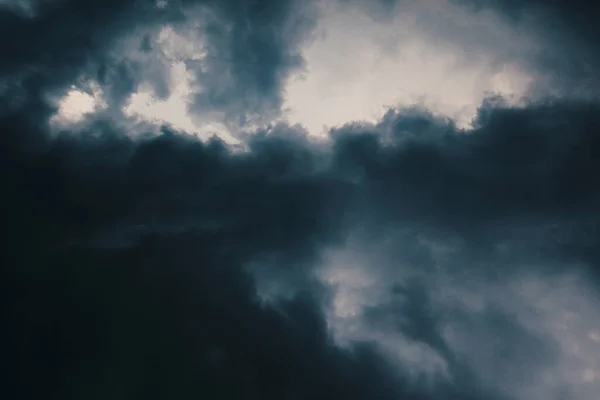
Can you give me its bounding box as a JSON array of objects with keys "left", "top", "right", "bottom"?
[{"left": 2, "top": 1, "right": 600, "bottom": 400}]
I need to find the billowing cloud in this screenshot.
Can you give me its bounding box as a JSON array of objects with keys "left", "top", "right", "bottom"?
[
  {"left": 456, "top": 0, "right": 600, "bottom": 97},
  {"left": 284, "top": 0, "right": 537, "bottom": 134},
  {"left": 2, "top": 1, "right": 600, "bottom": 400}
]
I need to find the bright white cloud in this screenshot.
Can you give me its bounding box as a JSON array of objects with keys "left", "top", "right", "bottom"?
[
  {"left": 123, "top": 61, "right": 197, "bottom": 132},
  {"left": 50, "top": 0, "right": 537, "bottom": 142},
  {"left": 283, "top": 0, "right": 535, "bottom": 136},
  {"left": 50, "top": 82, "right": 106, "bottom": 127}
]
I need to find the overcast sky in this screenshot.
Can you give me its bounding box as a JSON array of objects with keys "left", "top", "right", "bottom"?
[{"left": 2, "top": 1, "right": 600, "bottom": 399}]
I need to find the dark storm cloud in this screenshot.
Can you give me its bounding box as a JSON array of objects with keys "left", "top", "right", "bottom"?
[
  {"left": 185, "top": 0, "right": 317, "bottom": 124},
  {"left": 4, "top": 91, "right": 600, "bottom": 399},
  {"left": 0, "top": 0, "right": 165, "bottom": 90},
  {"left": 3, "top": 0, "right": 600, "bottom": 399},
  {"left": 460, "top": 0, "right": 600, "bottom": 45},
  {"left": 3, "top": 230, "right": 410, "bottom": 400},
  {"left": 0, "top": 0, "right": 316, "bottom": 124},
  {"left": 0, "top": 98, "right": 402, "bottom": 399},
  {"left": 328, "top": 102, "right": 600, "bottom": 226},
  {"left": 454, "top": 0, "right": 600, "bottom": 95}
]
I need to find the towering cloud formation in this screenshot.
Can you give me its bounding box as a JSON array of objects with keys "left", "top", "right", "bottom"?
[{"left": 2, "top": 1, "right": 600, "bottom": 400}]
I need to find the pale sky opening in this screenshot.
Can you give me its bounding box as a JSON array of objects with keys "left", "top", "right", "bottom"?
[
  {"left": 283, "top": 0, "right": 534, "bottom": 136},
  {"left": 50, "top": 0, "right": 536, "bottom": 141},
  {"left": 50, "top": 82, "right": 107, "bottom": 127}
]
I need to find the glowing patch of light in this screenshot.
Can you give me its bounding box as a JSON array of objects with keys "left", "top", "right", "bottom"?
[
  {"left": 317, "top": 246, "right": 450, "bottom": 382},
  {"left": 283, "top": 0, "right": 534, "bottom": 136},
  {"left": 51, "top": 83, "right": 106, "bottom": 126},
  {"left": 124, "top": 62, "right": 196, "bottom": 132}
]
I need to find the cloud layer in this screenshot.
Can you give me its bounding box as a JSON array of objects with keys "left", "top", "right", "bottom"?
[{"left": 2, "top": 1, "right": 600, "bottom": 399}]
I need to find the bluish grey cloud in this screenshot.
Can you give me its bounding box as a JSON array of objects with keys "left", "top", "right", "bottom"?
[{"left": 2, "top": 1, "right": 600, "bottom": 400}]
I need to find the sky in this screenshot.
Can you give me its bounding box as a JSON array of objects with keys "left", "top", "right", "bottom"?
[{"left": 1, "top": 0, "right": 600, "bottom": 399}]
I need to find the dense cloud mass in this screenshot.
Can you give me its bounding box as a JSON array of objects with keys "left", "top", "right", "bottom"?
[
  {"left": 457, "top": 0, "right": 600, "bottom": 96},
  {"left": 2, "top": 1, "right": 600, "bottom": 399}
]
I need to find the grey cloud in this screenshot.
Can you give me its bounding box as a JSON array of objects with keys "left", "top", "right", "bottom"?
[
  {"left": 1, "top": 0, "right": 318, "bottom": 130},
  {"left": 2, "top": 1, "right": 600, "bottom": 400},
  {"left": 183, "top": 0, "right": 317, "bottom": 128},
  {"left": 454, "top": 0, "right": 600, "bottom": 96}
]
